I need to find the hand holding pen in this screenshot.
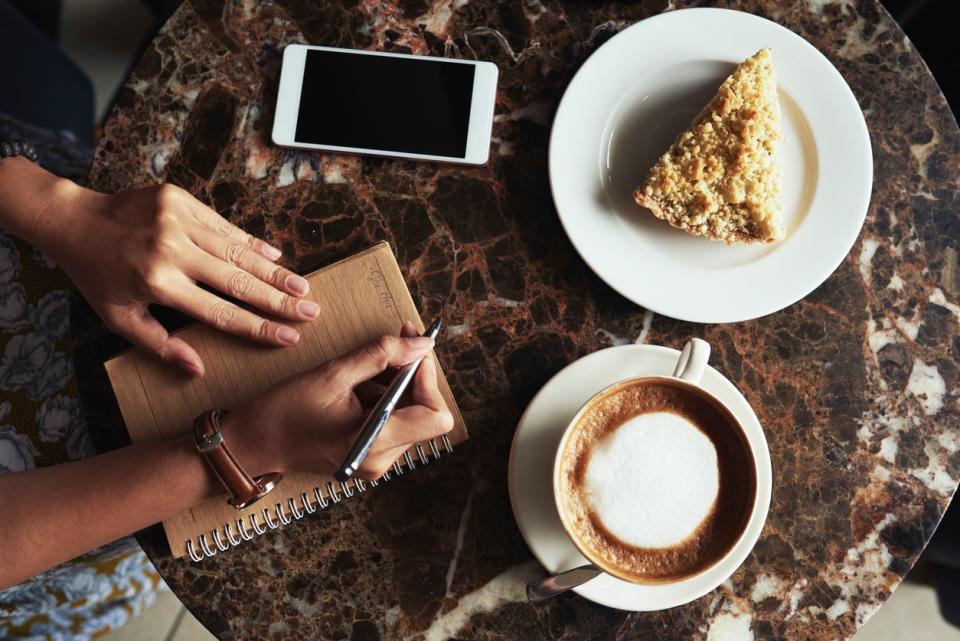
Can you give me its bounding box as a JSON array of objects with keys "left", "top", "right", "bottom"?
[
  {"left": 221, "top": 320, "right": 454, "bottom": 482},
  {"left": 336, "top": 317, "right": 444, "bottom": 481}
]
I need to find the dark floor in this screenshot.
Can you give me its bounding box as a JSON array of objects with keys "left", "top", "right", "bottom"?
[{"left": 881, "top": 0, "right": 960, "bottom": 119}]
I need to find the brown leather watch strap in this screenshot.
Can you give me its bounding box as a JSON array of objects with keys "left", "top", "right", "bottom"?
[{"left": 193, "top": 410, "right": 283, "bottom": 509}]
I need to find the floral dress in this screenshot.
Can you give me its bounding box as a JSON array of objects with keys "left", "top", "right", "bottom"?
[{"left": 0, "top": 114, "right": 164, "bottom": 640}]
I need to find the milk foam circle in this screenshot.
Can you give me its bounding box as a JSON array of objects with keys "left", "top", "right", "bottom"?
[{"left": 583, "top": 411, "right": 719, "bottom": 548}]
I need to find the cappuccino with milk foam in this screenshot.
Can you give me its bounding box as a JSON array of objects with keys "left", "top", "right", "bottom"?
[{"left": 556, "top": 377, "right": 756, "bottom": 583}]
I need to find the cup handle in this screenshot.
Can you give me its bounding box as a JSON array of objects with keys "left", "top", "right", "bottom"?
[{"left": 672, "top": 338, "right": 711, "bottom": 384}]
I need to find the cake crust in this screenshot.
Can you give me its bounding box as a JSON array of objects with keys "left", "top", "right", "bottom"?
[{"left": 633, "top": 48, "right": 783, "bottom": 245}]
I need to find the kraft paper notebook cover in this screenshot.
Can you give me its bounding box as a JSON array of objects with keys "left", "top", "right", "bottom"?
[{"left": 104, "top": 242, "right": 468, "bottom": 560}]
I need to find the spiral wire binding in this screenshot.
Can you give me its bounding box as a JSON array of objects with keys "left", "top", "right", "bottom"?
[{"left": 186, "top": 435, "right": 454, "bottom": 562}]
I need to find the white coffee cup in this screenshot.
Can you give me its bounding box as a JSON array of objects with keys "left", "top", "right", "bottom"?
[{"left": 550, "top": 339, "right": 768, "bottom": 594}]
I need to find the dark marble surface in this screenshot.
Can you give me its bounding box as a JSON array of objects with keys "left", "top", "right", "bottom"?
[{"left": 73, "top": 0, "right": 960, "bottom": 639}]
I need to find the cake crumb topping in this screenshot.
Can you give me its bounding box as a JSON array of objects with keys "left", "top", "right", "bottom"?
[{"left": 633, "top": 48, "right": 784, "bottom": 245}]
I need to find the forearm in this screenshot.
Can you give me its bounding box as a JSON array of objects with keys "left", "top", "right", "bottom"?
[
  {"left": 0, "top": 435, "right": 221, "bottom": 589},
  {"left": 0, "top": 156, "right": 81, "bottom": 254}
]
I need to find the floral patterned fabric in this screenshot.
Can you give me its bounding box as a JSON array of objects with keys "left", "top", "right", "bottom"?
[{"left": 0, "top": 113, "right": 164, "bottom": 640}]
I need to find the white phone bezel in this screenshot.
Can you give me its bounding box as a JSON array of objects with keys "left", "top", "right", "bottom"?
[{"left": 271, "top": 44, "right": 498, "bottom": 165}]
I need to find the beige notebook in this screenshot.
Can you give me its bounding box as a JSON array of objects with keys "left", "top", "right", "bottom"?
[{"left": 104, "top": 242, "right": 467, "bottom": 560}]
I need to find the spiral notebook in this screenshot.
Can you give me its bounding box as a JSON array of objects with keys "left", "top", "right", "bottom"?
[{"left": 104, "top": 242, "right": 468, "bottom": 560}]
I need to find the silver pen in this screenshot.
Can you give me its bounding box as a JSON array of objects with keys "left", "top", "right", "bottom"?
[{"left": 335, "top": 317, "right": 443, "bottom": 482}]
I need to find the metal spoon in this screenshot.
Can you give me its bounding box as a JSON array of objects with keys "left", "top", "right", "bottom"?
[{"left": 526, "top": 564, "right": 602, "bottom": 601}]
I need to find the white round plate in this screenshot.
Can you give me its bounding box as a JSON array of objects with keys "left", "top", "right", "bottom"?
[
  {"left": 507, "top": 344, "right": 772, "bottom": 611},
  {"left": 549, "top": 8, "right": 872, "bottom": 323}
]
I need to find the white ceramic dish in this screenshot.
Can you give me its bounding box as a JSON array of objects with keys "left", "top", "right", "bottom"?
[
  {"left": 549, "top": 8, "right": 872, "bottom": 323},
  {"left": 507, "top": 344, "right": 772, "bottom": 611}
]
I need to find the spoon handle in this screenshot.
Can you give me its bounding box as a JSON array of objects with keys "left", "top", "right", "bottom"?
[{"left": 526, "top": 564, "right": 602, "bottom": 602}]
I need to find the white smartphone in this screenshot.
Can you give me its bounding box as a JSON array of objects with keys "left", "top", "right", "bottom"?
[{"left": 272, "top": 44, "right": 499, "bottom": 165}]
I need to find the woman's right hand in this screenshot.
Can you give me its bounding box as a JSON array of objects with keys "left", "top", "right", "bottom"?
[{"left": 227, "top": 323, "right": 455, "bottom": 480}]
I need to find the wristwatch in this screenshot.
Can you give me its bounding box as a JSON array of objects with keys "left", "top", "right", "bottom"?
[{"left": 193, "top": 410, "right": 283, "bottom": 509}]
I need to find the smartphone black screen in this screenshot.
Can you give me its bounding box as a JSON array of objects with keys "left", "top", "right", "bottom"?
[{"left": 295, "top": 49, "right": 476, "bottom": 158}]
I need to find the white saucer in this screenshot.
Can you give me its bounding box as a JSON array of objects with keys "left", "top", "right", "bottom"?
[
  {"left": 507, "top": 344, "right": 772, "bottom": 611},
  {"left": 549, "top": 8, "right": 873, "bottom": 323}
]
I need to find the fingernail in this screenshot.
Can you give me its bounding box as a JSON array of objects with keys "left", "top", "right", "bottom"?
[
  {"left": 286, "top": 275, "right": 309, "bottom": 295},
  {"left": 277, "top": 326, "right": 300, "bottom": 345},
  {"left": 407, "top": 336, "right": 435, "bottom": 349},
  {"left": 180, "top": 358, "right": 204, "bottom": 376},
  {"left": 262, "top": 244, "right": 282, "bottom": 260},
  {"left": 297, "top": 300, "right": 320, "bottom": 318},
  {"left": 402, "top": 320, "right": 417, "bottom": 332}
]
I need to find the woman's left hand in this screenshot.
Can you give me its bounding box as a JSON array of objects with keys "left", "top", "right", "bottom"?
[{"left": 36, "top": 179, "right": 316, "bottom": 375}]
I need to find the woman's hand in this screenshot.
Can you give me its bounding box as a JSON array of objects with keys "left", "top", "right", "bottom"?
[
  {"left": 226, "top": 323, "right": 455, "bottom": 480},
  {"left": 39, "top": 181, "right": 316, "bottom": 375}
]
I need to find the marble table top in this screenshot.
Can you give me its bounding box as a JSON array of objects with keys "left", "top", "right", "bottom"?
[{"left": 75, "top": 0, "right": 960, "bottom": 639}]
